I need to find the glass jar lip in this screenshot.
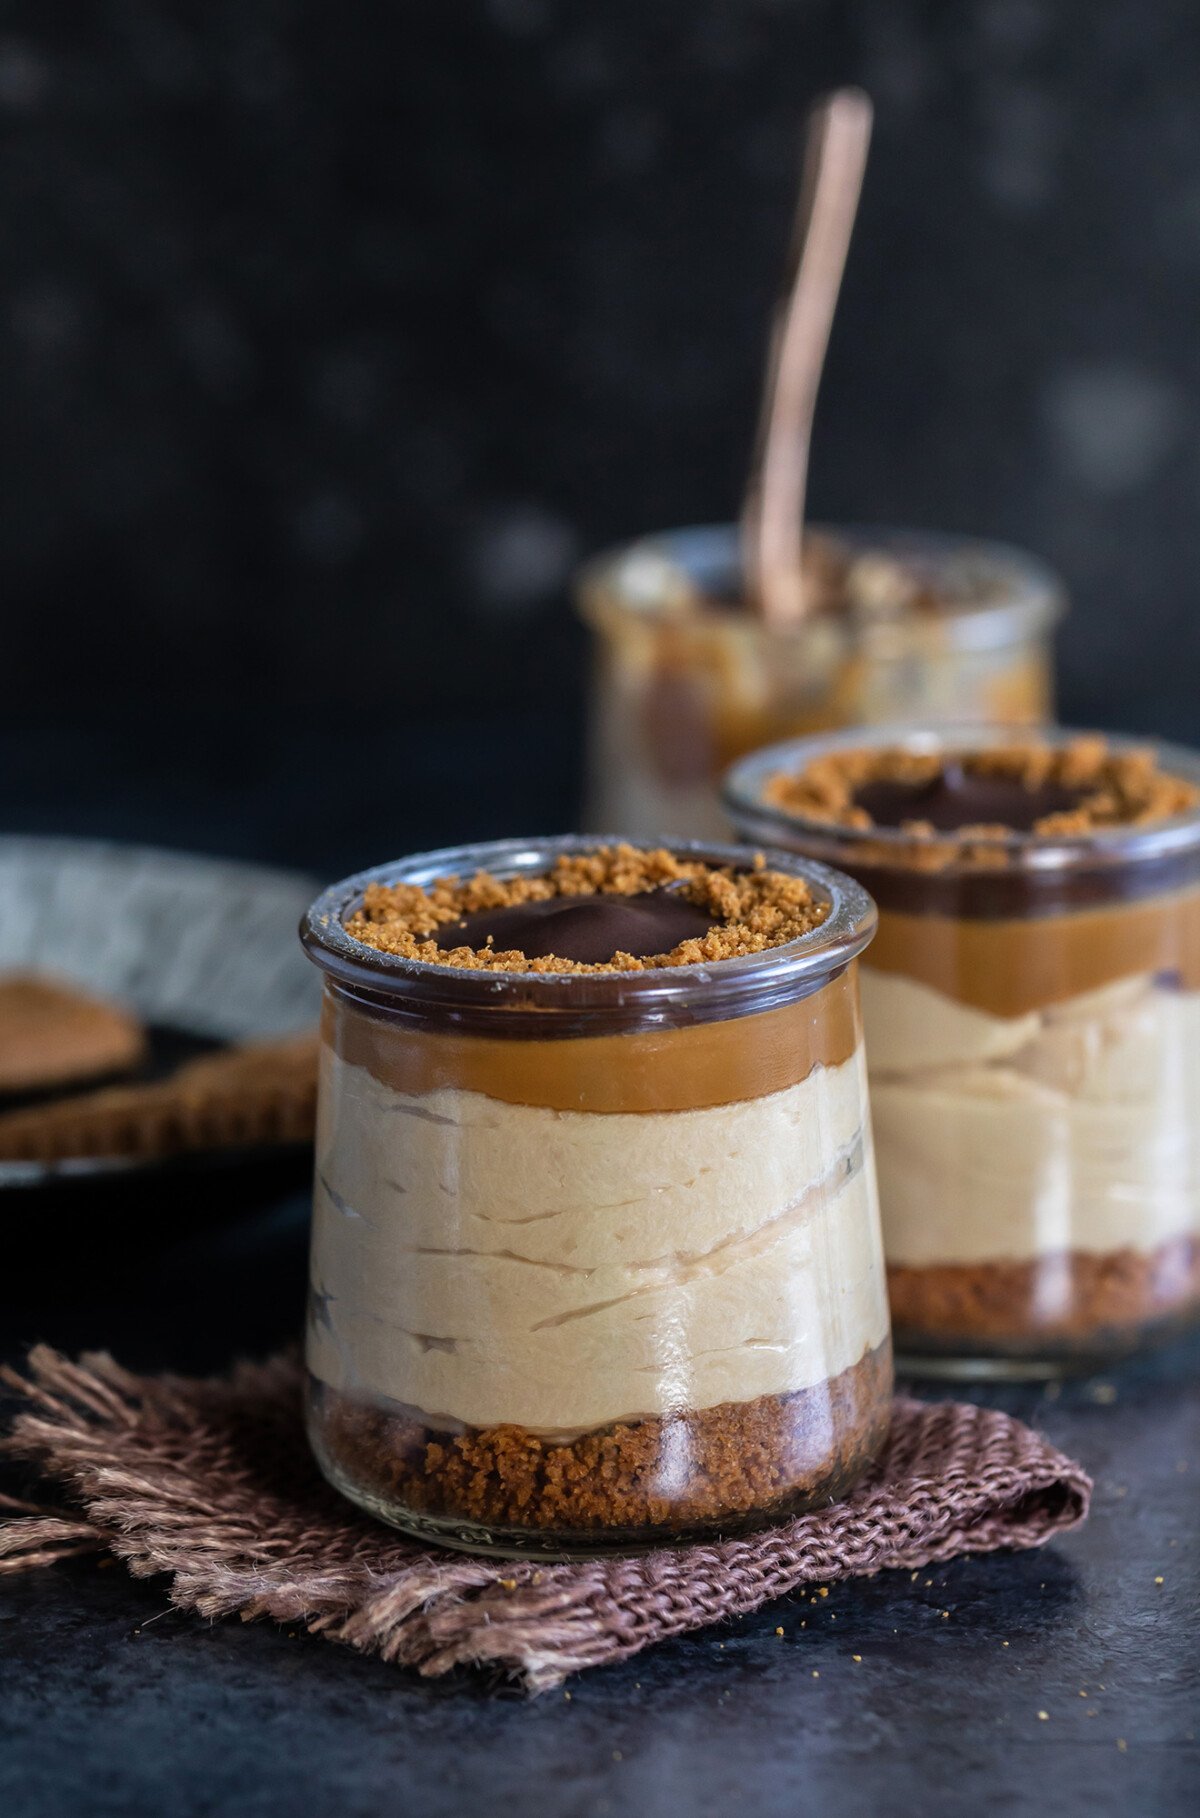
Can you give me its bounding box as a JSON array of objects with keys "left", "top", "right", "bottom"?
[
  {"left": 576, "top": 521, "right": 1065, "bottom": 654},
  {"left": 722, "top": 724, "right": 1200, "bottom": 875},
  {"left": 300, "top": 835, "right": 877, "bottom": 1020}
]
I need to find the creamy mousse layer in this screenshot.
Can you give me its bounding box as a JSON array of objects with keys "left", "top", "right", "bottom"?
[
  {"left": 862, "top": 966, "right": 1200, "bottom": 1267},
  {"left": 306, "top": 1041, "right": 887, "bottom": 1436}
]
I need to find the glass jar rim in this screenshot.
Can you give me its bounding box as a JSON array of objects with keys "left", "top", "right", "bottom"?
[
  {"left": 301, "top": 835, "right": 877, "bottom": 1025},
  {"left": 722, "top": 724, "right": 1200, "bottom": 878},
  {"left": 576, "top": 522, "right": 1065, "bottom": 655}
]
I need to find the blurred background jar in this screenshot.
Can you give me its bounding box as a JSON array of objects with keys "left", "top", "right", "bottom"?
[
  {"left": 578, "top": 524, "right": 1065, "bottom": 840},
  {"left": 725, "top": 726, "right": 1200, "bottom": 1378}
]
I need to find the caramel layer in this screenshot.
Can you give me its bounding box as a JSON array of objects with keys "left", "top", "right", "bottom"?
[
  {"left": 323, "top": 966, "right": 861, "bottom": 1113},
  {"left": 866, "top": 885, "right": 1200, "bottom": 1017}
]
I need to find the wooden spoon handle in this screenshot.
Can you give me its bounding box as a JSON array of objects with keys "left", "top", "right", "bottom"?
[{"left": 743, "top": 88, "right": 873, "bottom": 628}]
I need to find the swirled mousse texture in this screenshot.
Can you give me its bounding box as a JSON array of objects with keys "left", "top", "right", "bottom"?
[
  {"left": 860, "top": 894, "right": 1200, "bottom": 1350},
  {"left": 307, "top": 1025, "right": 888, "bottom": 1435},
  {"left": 864, "top": 967, "right": 1200, "bottom": 1266}
]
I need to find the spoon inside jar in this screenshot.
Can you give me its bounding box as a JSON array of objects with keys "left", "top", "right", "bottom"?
[{"left": 741, "top": 88, "right": 874, "bottom": 630}]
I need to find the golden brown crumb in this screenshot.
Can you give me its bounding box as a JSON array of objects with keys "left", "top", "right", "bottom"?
[
  {"left": 343, "top": 845, "right": 830, "bottom": 973},
  {"left": 887, "top": 1236, "right": 1200, "bottom": 1346},
  {"left": 314, "top": 1342, "right": 890, "bottom": 1535},
  {"left": 764, "top": 738, "right": 1199, "bottom": 851}
]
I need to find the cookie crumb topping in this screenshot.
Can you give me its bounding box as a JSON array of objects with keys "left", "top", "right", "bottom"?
[
  {"left": 766, "top": 738, "right": 1198, "bottom": 840},
  {"left": 345, "top": 845, "right": 830, "bottom": 973}
]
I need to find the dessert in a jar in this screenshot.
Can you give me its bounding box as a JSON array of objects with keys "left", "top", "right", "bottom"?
[
  {"left": 301, "top": 838, "right": 891, "bottom": 1555},
  {"left": 724, "top": 729, "right": 1200, "bottom": 1374},
  {"left": 577, "top": 525, "right": 1064, "bottom": 839}
]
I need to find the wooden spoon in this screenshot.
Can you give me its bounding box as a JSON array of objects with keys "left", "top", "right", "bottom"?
[{"left": 742, "top": 88, "right": 873, "bottom": 628}]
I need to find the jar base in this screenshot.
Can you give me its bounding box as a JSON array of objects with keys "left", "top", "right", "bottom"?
[
  {"left": 895, "top": 1304, "right": 1200, "bottom": 1383},
  {"left": 895, "top": 1351, "right": 1085, "bottom": 1384},
  {"left": 887, "top": 1240, "right": 1200, "bottom": 1381},
  {"left": 310, "top": 1437, "right": 869, "bottom": 1561},
  {"left": 306, "top": 1342, "right": 893, "bottom": 1560}
]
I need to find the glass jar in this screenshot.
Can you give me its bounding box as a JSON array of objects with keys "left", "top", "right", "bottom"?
[
  {"left": 577, "top": 524, "right": 1065, "bottom": 840},
  {"left": 301, "top": 836, "right": 892, "bottom": 1557},
  {"left": 725, "top": 728, "right": 1200, "bottom": 1377}
]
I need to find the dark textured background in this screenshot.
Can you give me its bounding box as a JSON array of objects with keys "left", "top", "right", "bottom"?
[{"left": 3, "top": 1, "right": 1200, "bottom": 875}]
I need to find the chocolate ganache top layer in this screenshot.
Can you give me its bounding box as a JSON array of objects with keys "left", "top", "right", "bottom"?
[
  {"left": 427, "top": 887, "right": 720, "bottom": 965},
  {"left": 851, "top": 763, "right": 1087, "bottom": 834},
  {"left": 755, "top": 737, "right": 1200, "bottom": 919}
]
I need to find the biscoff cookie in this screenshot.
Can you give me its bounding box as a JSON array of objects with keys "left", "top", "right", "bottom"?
[
  {"left": 0, "top": 1031, "right": 318, "bottom": 1164},
  {"left": 0, "top": 974, "right": 146, "bottom": 1095}
]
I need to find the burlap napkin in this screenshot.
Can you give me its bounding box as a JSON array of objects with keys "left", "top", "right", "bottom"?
[{"left": 0, "top": 1346, "right": 1090, "bottom": 1693}]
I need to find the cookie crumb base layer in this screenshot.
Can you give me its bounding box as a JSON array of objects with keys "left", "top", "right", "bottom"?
[
  {"left": 308, "top": 1342, "right": 892, "bottom": 1554},
  {"left": 888, "top": 1239, "right": 1200, "bottom": 1365}
]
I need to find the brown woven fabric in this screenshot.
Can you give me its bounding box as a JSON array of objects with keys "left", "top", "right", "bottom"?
[{"left": 0, "top": 1346, "right": 1091, "bottom": 1694}]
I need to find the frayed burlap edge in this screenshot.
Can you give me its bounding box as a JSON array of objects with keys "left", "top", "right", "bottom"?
[{"left": 0, "top": 1346, "right": 1091, "bottom": 1693}]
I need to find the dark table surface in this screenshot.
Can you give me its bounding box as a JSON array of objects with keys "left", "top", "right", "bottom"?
[
  {"left": 0, "top": 721, "right": 1197, "bottom": 1818},
  {"left": 1, "top": 1181, "right": 1197, "bottom": 1818}
]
